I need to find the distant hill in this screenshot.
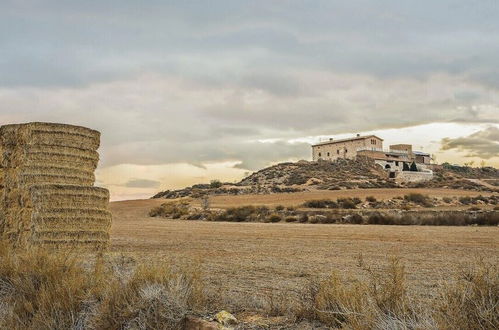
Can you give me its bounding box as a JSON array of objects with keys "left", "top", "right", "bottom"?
[{"left": 151, "top": 158, "right": 498, "bottom": 199}]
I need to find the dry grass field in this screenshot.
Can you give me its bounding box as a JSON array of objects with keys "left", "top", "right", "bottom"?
[
  {"left": 109, "top": 189, "right": 499, "bottom": 306},
  {"left": 1, "top": 187, "right": 497, "bottom": 329}
]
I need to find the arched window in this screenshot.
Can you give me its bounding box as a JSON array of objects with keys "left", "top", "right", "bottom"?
[{"left": 385, "top": 164, "right": 391, "bottom": 169}]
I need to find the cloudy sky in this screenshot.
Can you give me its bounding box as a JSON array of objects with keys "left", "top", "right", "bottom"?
[{"left": 1, "top": 1, "right": 498, "bottom": 200}]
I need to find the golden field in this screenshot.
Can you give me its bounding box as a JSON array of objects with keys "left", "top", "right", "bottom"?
[{"left": 109, "top": 188, "right": 498, "bottom": 302}]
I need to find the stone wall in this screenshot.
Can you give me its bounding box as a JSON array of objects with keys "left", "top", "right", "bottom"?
[
  {"left": 312, "top": 136, "right": 383, "bottom": 161},
  {"left": 396, "top": 171, "right": 433, "bottom": 182}
]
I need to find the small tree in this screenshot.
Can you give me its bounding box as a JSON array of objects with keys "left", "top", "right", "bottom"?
[
  {"left": 410, "top": 162, "right": 418, "bottom": 172},
  {"left": 209, "top": 179, "right": 222, "bottom": 188},
  {"left": 403, "top": 162, "right": 410, "bottom": 171},
  {"left": 464, "top": 161, "right": 475, "bottom": 167},
  {"left": 200, "top": 195, "right": 210, "bottom": 211}
]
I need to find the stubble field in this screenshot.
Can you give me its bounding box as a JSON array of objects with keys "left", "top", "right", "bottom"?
[{"left": 109, "top": 188, "right": 499, "bottom": 306}]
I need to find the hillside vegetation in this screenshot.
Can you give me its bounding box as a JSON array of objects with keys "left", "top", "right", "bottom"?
[{"left": 152, "top": 158, "right": 499, "bottom": 199}]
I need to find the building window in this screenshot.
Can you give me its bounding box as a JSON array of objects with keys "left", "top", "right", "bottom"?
[
  {"left": 327, "top": 152, "right": 330, "bottom": 156},
  {"left": 345, "top": 149, "right": 348, "bottom": 153},
  {"left": 395, "top": 161, "right": 399, "bottom": 166},
  {"left": 318, "top": 152, "right": 321, "bottom": 157},
  {"left": 337, "top": 150, "right": 339, "bottom": 154}
]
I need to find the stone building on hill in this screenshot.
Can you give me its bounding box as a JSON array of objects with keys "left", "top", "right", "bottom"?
[{"left": 311, "top": 134, "right": 433, "bottom": 181}]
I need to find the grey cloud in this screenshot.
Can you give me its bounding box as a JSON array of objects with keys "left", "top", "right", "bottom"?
[
  {"left": 1, "top": 1, "right": 499, "bottom": 173},
  {"left": 441, "top": 127, "right": 499, "bottom": 159},
  {"left": 124, "top": 179, "right": 161, "bottom": 188},
  {"left": 233, "top": 141, "right": 310, "bottom": 170},
  {"left": 1, "top": 1, "right": 499, "bottom": 88},
  {"left": 1, "top": 72, "right": 498, "bottom": 172}
]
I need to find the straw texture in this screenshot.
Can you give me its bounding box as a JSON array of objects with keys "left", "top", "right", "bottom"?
[{"left": 0, "top": 122, "right": 111, "bottom": 250}]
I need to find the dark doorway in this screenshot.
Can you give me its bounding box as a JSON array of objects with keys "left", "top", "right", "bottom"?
[{"left": 389, "top": 172, "right": 396, "bottom": 178}]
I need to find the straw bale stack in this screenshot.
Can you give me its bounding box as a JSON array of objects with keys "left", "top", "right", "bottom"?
[
  {"left": 0, "top": 141, "right": 4, "bottom": 236},
  {"left": 29, "top": 185, "right": 111, "bottom": 248},
  {"left": 0, "top": 122, "right": 111, "bottom": 250}
]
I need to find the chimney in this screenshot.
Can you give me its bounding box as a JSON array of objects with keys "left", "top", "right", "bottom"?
[
  {"left": 329, "top": 138, "right": 333, "bottom": 141},
  {"left": 356, "top": 133, "right": 360, "bottom": 137}
]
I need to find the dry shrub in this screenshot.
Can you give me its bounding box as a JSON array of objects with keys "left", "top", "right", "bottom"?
[
  {"left": 93, "top": 263, "right": 204, "bottom": 329},
  {"left": 295, "top": 257, "right": 433, "bottom": 329},
  {"left": 293, "top": 256, "right": 498, "bottom": 329},
  {"left": 337, "top": 197, "right": 362, "bottom": 209},
  {"left": 149, "top": 201, "right": 189, "bottom": 219},
  {"left": 263, "top": 290, "right": 292, "bottom": 317},
  {"left": 404, "top": 193, "right": 433, "bottom": 207},
  {"left": 0, "top": 243, "right": 96, "bottom": 329},
  {"left": 435, "top": 260, "right": 499, "bottom": 330},
  {"left": 364, "top": 212, "right": 499, "bottom": 226},
  {"left": 0, "top": 242, "right": 204, "bottom": 330},
  {"left": 442, "top": 197, "right": 453, "bottom": 203},
  {"left": 302, "top": 199, "right": 338, "bottom": 209},
  {"left": 265, "top": 214, "right": 282, "bottom": 223},
  {"left": 212, "top": 205, "right": 270, "bottom": 222},
  {"left": 298, "top": 213, "right": 309, "bottom": 223}
]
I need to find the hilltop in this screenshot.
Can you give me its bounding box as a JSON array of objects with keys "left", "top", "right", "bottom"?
[{"left": 152, "top": 157, "right": 499, "bottom": 199}]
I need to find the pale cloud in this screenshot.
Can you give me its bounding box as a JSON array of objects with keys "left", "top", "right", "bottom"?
[
  {"left": 123, "top": 179, "right": 161, "bottom": 189},
  {"left": 441, "top": 126, "right": 499, "bottom": 159}
]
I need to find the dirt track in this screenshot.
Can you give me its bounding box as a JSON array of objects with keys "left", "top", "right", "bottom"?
[{"left": 109, "top": 190, "right": 499, "bottom": 300}]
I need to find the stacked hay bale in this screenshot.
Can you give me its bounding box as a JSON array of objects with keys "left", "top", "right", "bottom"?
[
  {"left": 0, "top": 141, "right": 4, "bottom": 236},
  {"left": 0, "top": 122, "right": 111, "bottom": 249}
]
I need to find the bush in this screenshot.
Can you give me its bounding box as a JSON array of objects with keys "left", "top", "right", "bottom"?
[
  {"left": 296, "top": 256, "right": 499, "bottom": 329},
  {"left": 215, "top": 205, "right": 258, "bottom": 222},
  {"left": 367, "top": 213, "right": 396, "bottom": 225},
  {"left": 303, "top": 199, "right": 338, "bottom": 209},
  {"left": 344, "top": 214, "right": 364, "bottom": 224},
  {"left": 442, "top": 197, "right": 453, "bottom": 203},
  {"left": 296, "top": 257, "right": 410, "bottom": 328},
  {"left": 267, "top": 214, "right": 282, "bottom": 223},
  {"left": 434, "top": 260, "right": 499, "bottom": 329},
  {"left": 0, "top": 243, "right": 204, "bottom": 329},
  {"left": 459, "top": 196, "right": 472, "bottom": 205},
  {"left": 285, "top": 216, "right": 298, "bottom": 223},
  {"left": 275, "top": 205, "right": 285, "bottom": 211},
  {"left": 366, "top": 196, "right": 377, "bottom": 203},
  {"left": 209, "top": 179, "right": 223, "bottom": 188},
  {"left": 337, "top": 198, "right": 358, "bottom": 209},
  {"left": 149, "top": 202, "right": 189, "bottom": 219},
  {"left": 284, "top": 173, "right": 308, "bottom": 186},
  {"left": 404, "top": 193, "right": 433, "bottom": 207},
  {"left": 298, "top": 213, "right": 309, "bottom": 223}
]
